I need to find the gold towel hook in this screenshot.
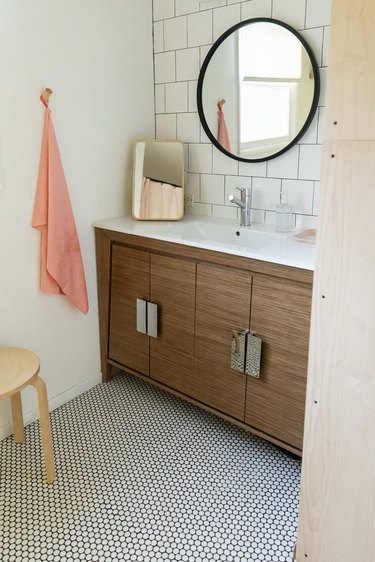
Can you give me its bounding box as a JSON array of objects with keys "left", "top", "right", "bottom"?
[
  {"left": 217, "top": 98, "right": 226, "bottom": 110},
  {"left": 41, "top": 88, "right": 53, "bottom": 105}
]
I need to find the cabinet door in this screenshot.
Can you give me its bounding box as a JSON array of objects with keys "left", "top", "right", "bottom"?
[
  {"left": 109, "top": 245, "right": 150, "bottom": 375},
  {"left": 150, "top": 254, "right": 196, "bottom": 396},
  {"left": 246, "top": 276, "right": 312, "bottom": 450},
  {"left": 193, "top": 263, "right": 252, "bottom": 420}
]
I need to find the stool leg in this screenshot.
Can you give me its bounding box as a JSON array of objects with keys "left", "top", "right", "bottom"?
[
  {"left": 31, "top": 376, "right": 56, "bottom": 484},
  {"left": 10, "top": 392, "right": 24, "bottom": 443}
]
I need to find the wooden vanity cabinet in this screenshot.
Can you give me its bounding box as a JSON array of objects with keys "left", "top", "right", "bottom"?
[
  {"left": 148, "top": 252, "right": 196, "bottom": 396},
  {"left": 109, "top": 245, "right": 150, "bottom": 374},
  {"left": 192, "top": 262, "right": 251, "bottom": 420},
  {"left": 192, "top": 264, "right": 311, "bottom": 451},
  {"left": 95, "top": 227, "right": 313, "bottom": 455},
  {"left": 109, "top": 243, "right": 196, "bottom": 395},
  {"left": 246, "top": 276, "right": 312, "bottom": 451}
]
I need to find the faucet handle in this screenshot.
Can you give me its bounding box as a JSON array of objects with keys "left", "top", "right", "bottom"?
[{"left": 236, "top": 186, "right": 252, "bottom": 199}]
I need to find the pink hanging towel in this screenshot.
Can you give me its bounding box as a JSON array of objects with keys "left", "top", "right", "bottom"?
[
  {"left": 217, "top": 101, "right": 231, "bottom": 152},
  {"left": 32, "top": 97, "right": 89, "bottom": 314}
]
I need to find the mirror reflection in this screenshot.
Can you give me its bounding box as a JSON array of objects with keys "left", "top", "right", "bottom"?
[
  {"left": 132, "top": 140, "right": 185, "bottom": 221},
  {"left": 197, "top": 18, "right": 320, "bottom": 162}
]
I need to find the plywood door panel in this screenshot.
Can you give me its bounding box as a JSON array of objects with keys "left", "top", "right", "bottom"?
[
  {"left": 324, "top": 1, "right": 375, "bottom": 141},
  {"left": 246, "top": 275, "right": 312, "bottom": 451},
  {"left": 109, "top": 245, "right": 150, "bottom": 375},
  {"left": 150, "top": 254, "right": 196, "bottom": 395},
  {"left": 193, "top": 263, "right": 251, "bottom": 420},
  {"left": 296, "top": 141, "right": 375, "bottom": 561},
  {"left": 296, "top": 0, "right": 375, "bottom": 558}
]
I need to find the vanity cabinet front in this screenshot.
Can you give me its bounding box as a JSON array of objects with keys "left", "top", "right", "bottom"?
[
  {"left": 246, "top": 276, "right": 311, "bottom": 451},
  {"left": 109, "top": 245, "right": 150, "bottom": 374},
  {"left": 109, "top": 243, "right": 196, "bottom": 395},
  {"left": 192, "top": 262, "right": 252, "bottom": 420},
  {"left": 95, "top": 227, "right": 312, "bottom": 455},
  {"left": 192, "top": 263, "right": 311, "bottom": 451}
]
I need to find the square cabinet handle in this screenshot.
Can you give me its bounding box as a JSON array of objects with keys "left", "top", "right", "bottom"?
[
  {"left": 231, "top": 330, "right": 248, "bottom": 372},
  {"left": 246, "top": 332, "right": 262, "bottom": 378},
  {"left": 147, "top": 302, "right": 158, "bottom": 339},
  {"left": 136, "top": 298, "right": 147, "bottom": 334}
]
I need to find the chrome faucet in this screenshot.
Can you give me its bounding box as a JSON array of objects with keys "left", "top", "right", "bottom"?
[{"left": 229, "top": 187, "right": 252, "bottom": 226}]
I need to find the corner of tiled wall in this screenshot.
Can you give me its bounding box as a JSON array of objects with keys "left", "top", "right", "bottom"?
[{"left": 153, "top": 0, "right": 332, "bottom": 228}]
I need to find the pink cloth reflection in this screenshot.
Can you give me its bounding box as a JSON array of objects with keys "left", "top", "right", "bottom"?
[
  {"left": 217, "top": 104, "right": 231, "bottom": 152},
  {"left": 139, "top": 177, "right": 183, "bottom": 219}
]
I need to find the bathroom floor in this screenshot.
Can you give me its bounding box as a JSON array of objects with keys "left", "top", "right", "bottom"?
[{"left": 1, "top": 374, "right": 300, "bottom": 562}]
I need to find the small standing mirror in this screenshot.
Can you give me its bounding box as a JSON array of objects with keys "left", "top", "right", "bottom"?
[{"left": 132, "top": 140, "right": 185, "bottom": 221}]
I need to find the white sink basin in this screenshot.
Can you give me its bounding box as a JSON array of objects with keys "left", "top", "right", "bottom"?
[
  {"left": 93, "top": 215, "right": 316, "bottom": 270},
  {"left": 159, "top": 219, "right": 284, "bottom": 250}
]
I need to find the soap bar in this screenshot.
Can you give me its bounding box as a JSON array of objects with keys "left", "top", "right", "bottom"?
[{"left": 293, "top": 229, "right": 316, "bottom": 244}]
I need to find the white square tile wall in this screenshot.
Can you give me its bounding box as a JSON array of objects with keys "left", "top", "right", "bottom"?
[
  {"left": 281, "top": 179, "right": 315, "bottom": 215},
  {"left": 153, "top": 0, "right": 175, "bottom": 22},
  {"left": 188, "top": 11, "right": 213, "bottom": 47},
  {"left": 189, "top": 144, "right": 213, "bottom": 174},
  {"left": 156, "top": 114, "right": 177, "bottom": 139},
  {"left": 213, "top": 147, "right": 239, "bottom": 175},
  {"left": 242, "top": 0, "right": 272, "bottom": 19},
  {"left": 176, "top": 0, "right": 200, "bottom": 16},
  {"left": 272, "top": 0, "right": 306, "bottom": 30},
  {"left": 201, "top": 174, "right": 225, "bottom": 204},
  {"left": 201, "top": 1, "right": 227, "bottom": 11},
  {"left": 166, "top": 82, "right": 188, "bottom": 113},
  {"left": 306, "top": 0, "right": 332, "bottom": 27},
  {"left": 299, "top": 145, "right": 323, "bottom": 181},
  {"left": 188, "top": 81, "right": 198, "bottom": 111},
  {"left": 155, "top": 84, "right": 165, "bottom": 113},
  {"left": 164, "top": 16, "right": 188, "bottom": 51},
  {"left": 267, "top": 146, "right": 300, "bottom": 180},
  {"left": 154, "top": 21, "right": 164, "bottom": 53},
  {"left": 213, "top": 5, "right": 241, "bottom": 41},
  {"left": 154, "top": 51, "right": 176, "bottom": 83},
  {"left": 153, "top": 0, "right": 332, "bottom": 224},
  {"left": 177, "top": 113, "right": 201, "bottom": 143},
  {"left": 176, "top": 48, "right": 200, "bottom": 81}
]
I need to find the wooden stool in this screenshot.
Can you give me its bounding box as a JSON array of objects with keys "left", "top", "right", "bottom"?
[{"left": 0, "top": 347, "right": 56, "bottom": 484}]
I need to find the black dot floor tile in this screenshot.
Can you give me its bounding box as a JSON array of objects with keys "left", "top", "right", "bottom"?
[{"left": 0, "top": 373, "right": 300, "bottom": 561}]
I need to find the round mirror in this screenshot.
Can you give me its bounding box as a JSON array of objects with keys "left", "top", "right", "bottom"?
[{"left": 197, "top": 18, "right": 320, "bottom": 162}]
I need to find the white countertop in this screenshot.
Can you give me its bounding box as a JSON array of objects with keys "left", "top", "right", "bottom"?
[{"left": 94, "top": 215, "right": 315, "bottom": 271}]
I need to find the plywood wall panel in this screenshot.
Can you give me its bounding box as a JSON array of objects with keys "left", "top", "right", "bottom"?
[
  {"left": 296, "top": 142, "right": 375, "bottom": 561},
  {"left": 325, "top": 0, "right": 375, "bottom": 141},
  {"left": 296, "top": 0, "right": 375, "bottom": 560}
]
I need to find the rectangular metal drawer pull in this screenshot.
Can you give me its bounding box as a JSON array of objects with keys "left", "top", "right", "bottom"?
[
  {"left": 231, "top": 329, "right": 248, "bottom": 373},
  {"left": 147, "top": 302, "right": 158, "bottom": 338},
  {"left": 136, "top": 298, "right": 147, "bottom": 334},
  {"left": 246, "top": 332, "right": 262, "bottom": 378}
]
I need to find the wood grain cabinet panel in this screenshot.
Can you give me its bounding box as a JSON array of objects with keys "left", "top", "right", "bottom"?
[
  {"left": 150, "top": 254, "right": 196, "bottom": 395},
  {"left": 193, "top": 263, "right": 252, "bottom": 420},
  {"left": 109, "top": 245, "right": 150, "bottom": 375},
  {"left": 109, "top": 245, "right": 196, "bottom": 393},
  {"left": 246, "top": 276, "right": 312, "bottom": 450}
]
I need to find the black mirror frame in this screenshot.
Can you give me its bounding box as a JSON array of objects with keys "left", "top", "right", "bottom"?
[{"left": 197, "top": 18, "right": 321, "bottom": 163}]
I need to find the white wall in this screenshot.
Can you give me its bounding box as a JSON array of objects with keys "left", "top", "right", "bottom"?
[
  {"left": 0, "top": 0, "right": 155, "bottom": 438},
  {"left": 153, "top": 0, "right": 332, "bottom": 228}
]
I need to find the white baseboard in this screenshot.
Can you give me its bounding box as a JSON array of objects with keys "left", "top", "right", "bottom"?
[{"left": 0, "top": 373, "right": 102, "bottom": 441}]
